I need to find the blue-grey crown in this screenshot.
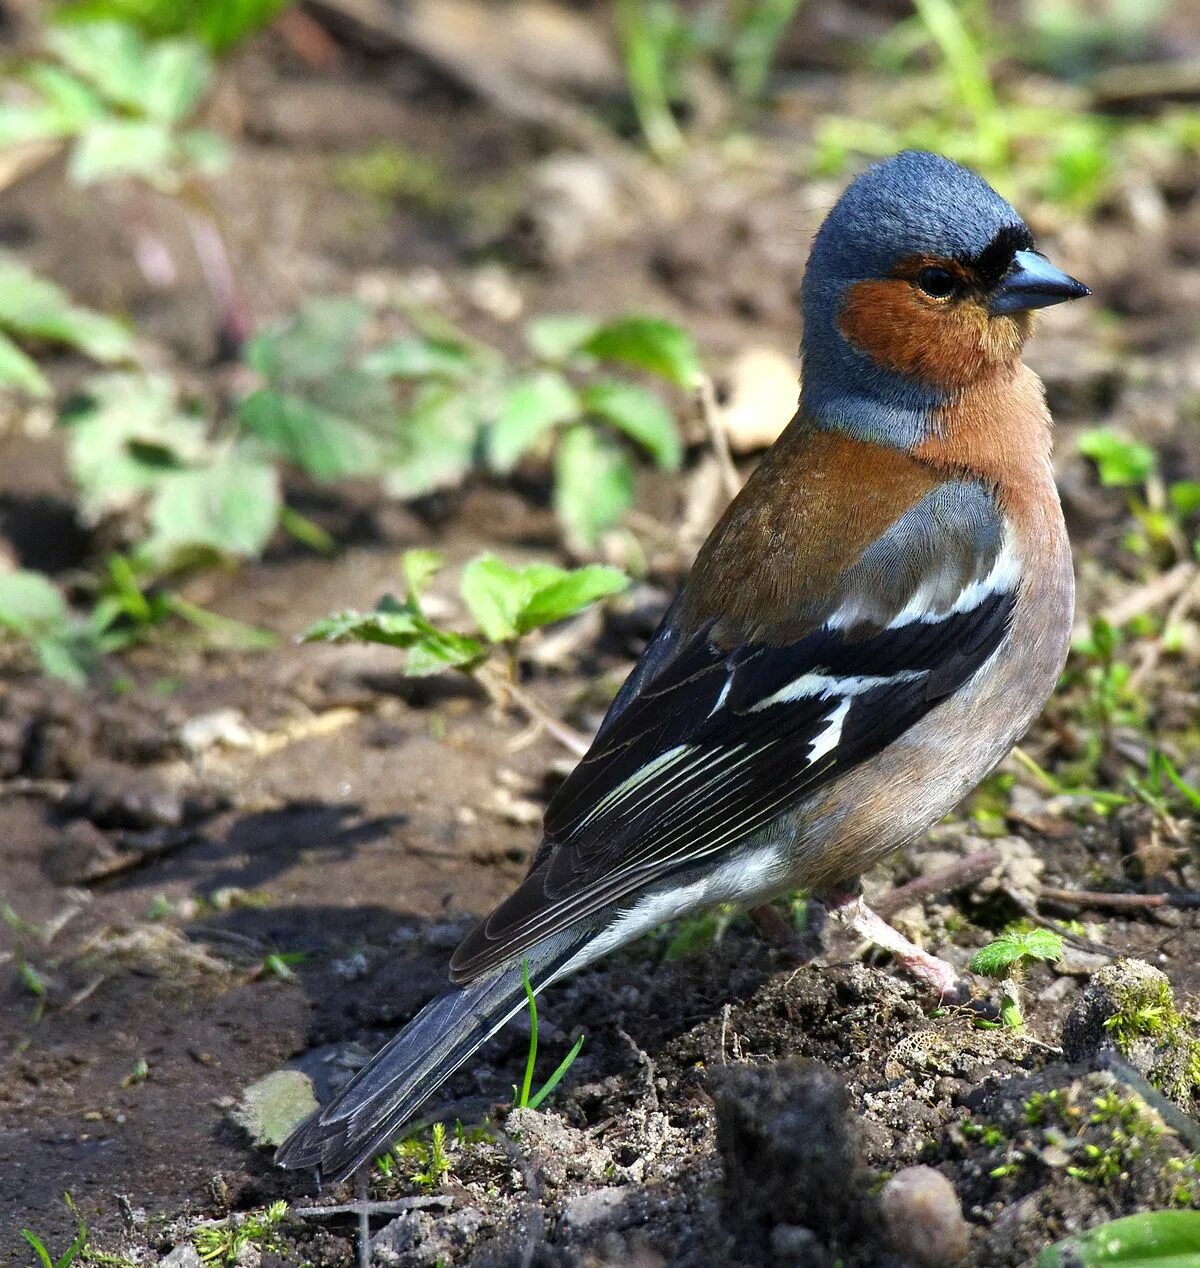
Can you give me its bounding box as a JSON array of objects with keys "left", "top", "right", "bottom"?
[{"left": 800, "top": 152, "right": 1030, "bottom": 449}]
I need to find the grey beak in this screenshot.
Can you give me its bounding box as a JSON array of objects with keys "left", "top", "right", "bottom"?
[{"left": 988, "top": 249, "right": 1091, "bottom": 315}]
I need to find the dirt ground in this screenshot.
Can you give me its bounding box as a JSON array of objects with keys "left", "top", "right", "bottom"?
[{"left": 3, "top": 3, "right": 1200, "bottom": 1265}]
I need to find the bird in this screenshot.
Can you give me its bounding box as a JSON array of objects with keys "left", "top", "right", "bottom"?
[{"left": 277, "top": 150, "right": 1089, "bottom": 1182}]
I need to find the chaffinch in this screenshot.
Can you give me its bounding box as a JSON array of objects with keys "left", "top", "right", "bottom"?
[{"left": 278, "top": 150, "right": 1089, "bottom": 1181}]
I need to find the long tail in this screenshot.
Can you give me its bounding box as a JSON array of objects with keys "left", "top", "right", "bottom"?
[{"left": 275, "top": 936, "right": 585, "bottom": 1181}]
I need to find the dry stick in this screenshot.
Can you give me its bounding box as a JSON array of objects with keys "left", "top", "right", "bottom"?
[
  {"left": 695, "top": 373, "right": 743, "bottom": 502},
  {"left": 1078, "top": 559, "right": 1199, "bottom": 638},
  {"left": 1040, "top": 886, "right": 1200, "bottom": 911},
  {"left": 873, "top": 848, "right": 1003, "bottom": 920},
  {"left": 1128, "top": 565, "right": 1200, "bottom": 692},
  {"left": 477, "top": 664, "right": 592, "bottom": 758},
  {"left": 290, "top": 1196, "right": 454, "bottom": 1220}
]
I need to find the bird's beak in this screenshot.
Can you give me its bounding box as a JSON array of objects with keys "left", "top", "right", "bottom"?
[{"left": 988, "top": 249, "right": 1091, "bottom": 315}]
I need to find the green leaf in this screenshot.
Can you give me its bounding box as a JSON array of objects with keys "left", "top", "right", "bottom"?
[
  {"left": 0, "top": 254, "right": 133, "bottom": 363},
  {"left": 361, "top": 337, "right": 476, "bottom": 381},
  {"left": 69, "top": 117, "right": 175, "bottom": 185},
  {"left": 245, "top": 299, "right": 370, "bottom": 387},
  {"left": 238, "top": 384, "right": 396, "bottom": 481},
  {"left": 460, "top": 556, "right": 527, "bottom": 642},
  {"left": 1168, "top": 481, "right": 1200, "bottom": 517},
  {"left": 47, "top": 22, "right": 147, "bottom": 112},
  {"left": 141, "top": 38, "right": 212, "bottom": 122},
  {"left": 1078, "top": 429, "right": 1157, "bottom": 487},
  {"left": 582, "top": 317, "right": 700, "bottom": 389},
  {"left": 525, "top": 314, "right": 598, "bottom": 362},
  {"left": 1038, "top": 1210, "right": 1200, "bottom": 1266},
  {"left": 384, "top": 383, "right": 484, "bottom": 500},
  {"left": 403, "top": 549, "right": 443, "bottom": 605},
  {"left": 0, "top": 570, "right": 70, "bottom": 637},
  {"left": 0, "top": 331, "right": 51, "bottom": 397},
  {"left": 580, "top": 380, "right": 681, "bottom": 469},
  {"left": 142, "top": 448, "right": 280, "bottom": 563},
  {"left": 488, "top": 371, "right": 581, "bottom": 473},
  {"left": 969, "top": 928, "right": 1064, "bottom": 979},
  {"left": 517, "top": 565, "right": 628, "bottom": 633},
  {"left": 554, "top": 425, "right": 635, "bottom": 549},
  {"left": 404, "top": 629, "right": 486, "bottom": 677},
  {"left": 22, "top": 63, "right": 107, "bottom": 134},
  {"left": 60, "top": 372, "right": 209, "bottom": 522}
]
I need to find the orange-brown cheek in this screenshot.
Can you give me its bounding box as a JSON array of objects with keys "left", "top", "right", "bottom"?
[{"left": 838, "top": 280, "right": 1026, "bottom": 389}]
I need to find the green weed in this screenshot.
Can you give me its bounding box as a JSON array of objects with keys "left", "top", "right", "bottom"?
[
  {"left": 969, "top": 926, "right": 1064, "bottom": 1028},
  {"left": 305, "top": 548, "right": 628, "bottom": 684},
  {"left": 21, "top": 1194, "right": 87, "bottom": 1268},
  {"left": 513, "top": 959, "right": 586, "bottom": 1112},
  {"left": 192, "top": 1200, "right": 288, "bottom": 1265},
  {"left": 55, "top": 0, "right": 291, "bottom": 53}
]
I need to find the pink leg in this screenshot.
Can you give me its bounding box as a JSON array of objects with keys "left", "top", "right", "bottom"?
[{"left": 817, "top": 889, "right": 965, "bottom": 1000}]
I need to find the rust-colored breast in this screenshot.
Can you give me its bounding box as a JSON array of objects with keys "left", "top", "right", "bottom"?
[{"left": 681, "top": 422, "right": 940, "bottom": 644}]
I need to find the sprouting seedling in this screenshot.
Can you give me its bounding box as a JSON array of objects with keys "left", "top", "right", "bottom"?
[
  {"left": 968, "top": 927, "right": 1064, "bottom": 1028},
  {"left": 21, "top": 1194, "right": 87, "bottom": 1268},
  {"left": 305, "top": 549, "right": 628, "bottom": 750},
  {"left": 192, "top": 1201, "right": 288, "bottom": 1265},
  {"left": 513, "top": 959, "right": 586, "bottom": 1112}
]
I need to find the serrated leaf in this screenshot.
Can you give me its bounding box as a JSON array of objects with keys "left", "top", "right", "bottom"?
[
  {"left": 554, "top": 425, "right": 635, "bottom": 549},
  {"left": 517, "top": 565, "right": 628, "bottom": 632},
  {"left": 0, "top": 331, "right": 50, "bottom": 396},
  {"left": 969, "top": 929, "right": 1064, "bottom": 978},
  {"left": 487, "top": 370, "right": 580, "bottom": 474},
  {"left": 0, "top": 570, "right": 70, "bottom": 636},
  {"left": 525, "top": 314, "right": 598, "bottom": 362},
  {"left": 404, "top": 629, "right": 486, "bottom": 677},
  {"left": 580, "top": 380, "right": 681, "bottom": 469},
  {"left": 69, "top": 117, "right": 175, "bottom": 186},
  {"left": 238, "top": 386, "right": 395, "bottom": 481},
  {"left": 143, "top": 448, "right": 280, "bottom": 563},
  {"left": 361, "top": 337, "right": 476, "bottom": 381},
  {"left": 1038, "top": 1210, "right": 1200, "bottom": 1266},
  {"left": 460, "top": 556, "right": 529, "bottom": 642},
  {"left": 582, "top": 317, "right": 700, "bottom": 389}
]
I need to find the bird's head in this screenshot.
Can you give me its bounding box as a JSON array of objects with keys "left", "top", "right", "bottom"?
[{"left": 800, "top": 150, "right": 1089, "bottom": 447}]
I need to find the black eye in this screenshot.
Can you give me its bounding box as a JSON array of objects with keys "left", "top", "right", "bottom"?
[{"left": 916, "top": 266, "right": 957, "bottom": 299}]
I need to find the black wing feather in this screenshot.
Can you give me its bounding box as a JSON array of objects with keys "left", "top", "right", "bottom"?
[{"left": 450, "top": 590, "right": 1015, "bottom": 983}]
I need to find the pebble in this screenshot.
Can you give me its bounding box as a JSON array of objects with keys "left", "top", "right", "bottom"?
[{"left": 881, "top": 1165, "right": 970, "bottom": 1266}]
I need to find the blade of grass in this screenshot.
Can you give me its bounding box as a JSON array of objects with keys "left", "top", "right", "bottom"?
[
  {"left": 527, "top": 1033, "right": 586, "bottom": 1110},
  {"left": 615, "top": 0, "right": 684, "bottom": 160},
  {"left": 518, "top": 958, "right": 538, "bottom": 1109}
]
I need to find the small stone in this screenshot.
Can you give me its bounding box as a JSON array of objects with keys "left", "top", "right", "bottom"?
[
  {"left": 559, "top": 1187, "right": 631, "bottom": 1235},
  {"left": 161, "top": 1247, "right": 203, "bottom": 1268},
  {"left": 769, "top": 1224, "right": 820, "bottom": 1261},
  {"left": 712, "top": 346, "right": 798, "bottom": 454},
  {"left": 881, "top": 1166, "right": 969, "bottom": 1267},
  {"left": 231, "top": 1069, "right": 319, "bottom": 1148}
]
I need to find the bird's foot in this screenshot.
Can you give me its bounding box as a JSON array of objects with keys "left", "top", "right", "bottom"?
[{"left": 817, "top": 890, "right": 967, "bottom": 1003}]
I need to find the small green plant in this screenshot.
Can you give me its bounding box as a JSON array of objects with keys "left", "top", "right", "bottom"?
[
  {"left": 1102, "top": 974, "right": 1200, "bottom": 1099},
  {"left": 1078, "top": 428, "right": 1198, "bottom": 564},
  {"left": 1038, "top": 1209, "right": 1200, "bottom": 1265},
  {"left": 192, "top": 1200, "right": 288, "bottom": 1265},
  {"left": 513, "top": 959, "right": 586, "bottom": 1112},
  {"left": 377, "top": 1122, "right": 452, "bottom": 1188},
  {"left": 0, "top": 21, "right": 228, "bottom": 191},
  {"left": 968, "top": 926, "right": 1064, "bottom": 1028},
  {"left": 22, "top": 1194, "right": 88, "bottom": 1268},
  {"left": 305, "top": 548, "right": 628, "bottom": 685},
  {"left": 241, "top": 301, "right": 692, "bottom": 550}
]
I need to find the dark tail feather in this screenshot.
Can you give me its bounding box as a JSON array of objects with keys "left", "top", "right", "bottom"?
[{"left": 275, "top": 938, "right": 581, "bottom": 1181}]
